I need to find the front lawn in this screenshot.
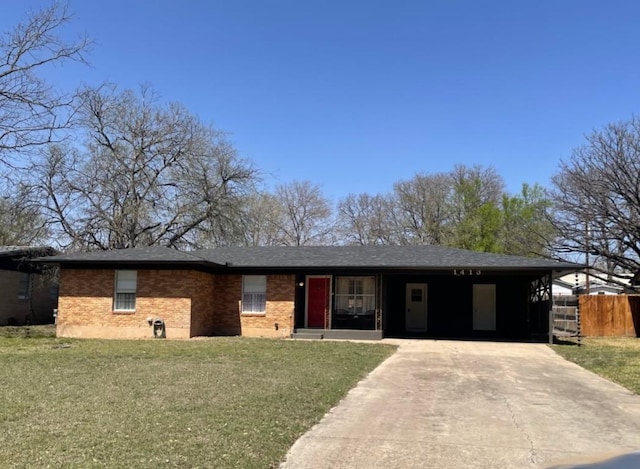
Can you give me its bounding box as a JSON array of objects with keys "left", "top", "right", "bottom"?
[
  {"left": 0, "top": 332, "right": 395, "bottom": 468},
  {"left": 553, "top": 337, "right": 640, "bottom": 394}
]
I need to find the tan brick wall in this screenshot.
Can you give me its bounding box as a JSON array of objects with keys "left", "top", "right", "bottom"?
[
  {"left": 211, "top": 274, "right": 295, "bottom": 337},
  {"left": 0, "top": 270, "right": 56, "bottom": 325},
  {"left": 57, "top": 269, "right": 296, "bottom": 339},
  {"left": 190, "top": 271, "right": 216, "bottom": 337},
  {"left": 212, "top": 275, "right": 242, "bottom": 335},
  {"left": 57, "top": 268, "right": 194, "bottom": 339},
  {"left": 211, "top": 274, "right": 295, "bottom": 338},
  {"left": 137, "top": 270, "right": 192, "bottom": 334}
]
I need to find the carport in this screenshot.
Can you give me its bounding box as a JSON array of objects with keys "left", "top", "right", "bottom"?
[
  {"left": 381, "top": 269, "right": 556, "bottom": 339},
  {"left": 284, "top": 245, "right": 578, "bottom": 341}
]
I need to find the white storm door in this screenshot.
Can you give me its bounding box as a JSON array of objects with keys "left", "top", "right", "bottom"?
[
  {"left": 473, "top": 284, "right": 496, "bottom": 331},
  {"left": 405, "top": 283, "right": 428, "bottom": 331}
]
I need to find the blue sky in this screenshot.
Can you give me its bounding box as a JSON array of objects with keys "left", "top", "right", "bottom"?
[{"left": 3, "top": 1, "right": 640, "bottom": 201}]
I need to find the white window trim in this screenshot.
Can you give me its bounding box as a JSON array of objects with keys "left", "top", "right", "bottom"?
[
  {"left": 114, "top": 270, "right": 137, "bottom": 312},
  {"left": 241, "top": 275, "right": 267, "bottom": 315}
]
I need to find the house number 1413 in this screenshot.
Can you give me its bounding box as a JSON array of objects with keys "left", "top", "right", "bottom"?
[{"left": 453, "top": 269, "right": 481, "bottom": 276}]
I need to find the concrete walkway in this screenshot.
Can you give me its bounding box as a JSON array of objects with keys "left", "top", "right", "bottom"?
[{"left": 280, "top": 340, "right": 640, "bottom": 468}]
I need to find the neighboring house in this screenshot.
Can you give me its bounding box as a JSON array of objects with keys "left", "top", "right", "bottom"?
[
  {"left": 0, "top": 246, "right": 58, "bottom": 326},
  {"left": 575, "top": 282, "right": 624, "bottom": 295},
  {"left": 37, "top": 245, "right": 578, "bottom": 340},
  {"left": 552, "top": 278, "right": 576, "bottom": 296},
  {"left": 553, "top": 272, "right": 627, "bottom": 296}
]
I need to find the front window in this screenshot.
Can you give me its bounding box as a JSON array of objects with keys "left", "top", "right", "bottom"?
[
  {"left": 243, "top": 275, "right": 266, "bottom": 314},
  {"left": 334, "top": 276, "right": 375, "bottom": 316},
  {"left": 114, "top": 270, "right": 137, "bottom": 311}
]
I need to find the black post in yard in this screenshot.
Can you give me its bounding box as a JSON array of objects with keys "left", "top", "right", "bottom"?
[
  {"left": 549, "top": 271, "right": 554, "bottom": 345},
  {"left": 575, "top": 271, "right": 582, "bottom": 347}
]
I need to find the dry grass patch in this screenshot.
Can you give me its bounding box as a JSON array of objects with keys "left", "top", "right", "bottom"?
[
  {"left": 0, "top": 324, "right": 56, "bottom": 338},
  {"left": 0, "top": 334, "right": 395, "bottom": 468},
  {"left": 553, "top": 337, "right": 640, "bottom": 394}
]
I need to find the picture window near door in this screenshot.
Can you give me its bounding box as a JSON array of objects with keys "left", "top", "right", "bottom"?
[
  {"left": 242, "top": 275, "right": 266, "bottom": 314},
  {"left": 114, "top": 270, "right": 137, "bottom": 312},
  {"left": 334, "top": 276, "right": 375, "bottom": 315}
]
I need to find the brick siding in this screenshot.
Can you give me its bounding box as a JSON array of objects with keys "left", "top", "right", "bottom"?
[
  {"left": 57, "top": 269, "right": 296, "bottom": 339},
  {"left": 57, "top": 269, "right": 193, "bottom": 339},
  {"left": 260, "top": 274, "right": 295, "bottom": 337},
  {"left": 211, "top": 275, "right": 242, "bottom": 335},
  {"left": 190, "top": 270, "right": 216, "bottom": 336}
]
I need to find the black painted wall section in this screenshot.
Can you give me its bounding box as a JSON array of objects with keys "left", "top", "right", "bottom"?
[
  {"left": 292, "top": 270, "right": 547, "bottom": 340},
  {"left": 384, "top": 274, "right": 533, "bottom": 339}
]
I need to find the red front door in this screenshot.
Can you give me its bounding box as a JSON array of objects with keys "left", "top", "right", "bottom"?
[{"left": 307, "top": 277, "right": 330, "bottom": 328}]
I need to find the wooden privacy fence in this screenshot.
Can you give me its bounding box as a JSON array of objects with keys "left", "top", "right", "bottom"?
[{"left": 580, "top": 295, "right": 640, "bottom": 337}]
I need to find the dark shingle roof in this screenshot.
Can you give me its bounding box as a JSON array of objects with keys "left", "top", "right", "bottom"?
[
  {"left": 0, "top": 246, "right": 57, "bottom": 258},
  {"left": 194, "top": 245, "right": 578, "bottom": 271},
  {"left": 36, "top": 246, "right": 215, "bottom": 266},
  {"left": 36, "top": 244, "right": 580, "bottom": 272},
  {"left": 0, "top": 246, "right": 57, "bottom": 272}
]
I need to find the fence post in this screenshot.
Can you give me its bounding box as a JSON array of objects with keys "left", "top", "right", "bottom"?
[
  {"left": 575, "top": 272, "right": 582, "bottom": 346},
  {"left": 549, "top": 301, "right": 554, "bottom": 344},
  {"left": 549, "top": 272, "right": 555, "bottom": 345}
]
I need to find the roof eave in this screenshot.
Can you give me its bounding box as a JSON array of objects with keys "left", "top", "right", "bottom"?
[
  {"left": 34, "top": 258, "right": 225, "bottom": 269},
  {"left": 217, "top": 264, "right": 581, "bottom": 271}
]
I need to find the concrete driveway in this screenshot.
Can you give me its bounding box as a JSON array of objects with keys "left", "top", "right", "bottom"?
[{"left": 280, "top": 340, "right": 640, "bottom": 468}]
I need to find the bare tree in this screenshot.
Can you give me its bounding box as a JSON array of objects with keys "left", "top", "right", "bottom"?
[
  {"left": 0, "top": 183, "right": 49, "bottom": 245},
  {"left": 273, "top": 180, "right": 334, "bottom": 246},
  {"left": 393, "top": 172, "right": 451, "bottom": 245},
  {"left": 30, "top": 84, "right": 256, "bottom": 250},
  {"left": 337, "top": 193, "right": 397, "bottom": 245},
  {"left": 551, "top": 117, "right": 640, "bottom": 286},
  {"left": 235, "top": 192, "right": 284, "bottom": 246},
  {"left": 0, "top": 2, "right": 90, "bottom": 166}
]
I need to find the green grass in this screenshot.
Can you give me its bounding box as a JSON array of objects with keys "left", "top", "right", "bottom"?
[
  {"left": 0, "top": 332, "right": 395, "bottom": 468},
  {"left": 553, "top": 337, "right": 640, "bottom": 394}
]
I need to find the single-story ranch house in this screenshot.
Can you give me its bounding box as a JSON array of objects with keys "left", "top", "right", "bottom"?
[{"left": 38, "top": 245, "right": 578, "bottom": 340}]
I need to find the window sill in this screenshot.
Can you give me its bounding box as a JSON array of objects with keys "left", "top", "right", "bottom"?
[
  {"left": 241, "top": 312, "right": 266, "bottom": 317},
  {"left": 113, "top": 310, "right": 136, "bottom": 314}
]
